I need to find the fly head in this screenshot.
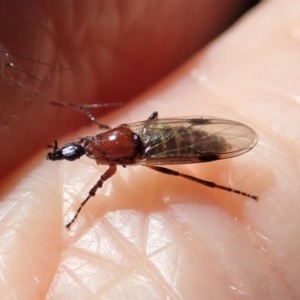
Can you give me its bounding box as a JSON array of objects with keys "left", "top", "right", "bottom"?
[{"left": 47, "top": 141, "right": 85, "bottom": 161}]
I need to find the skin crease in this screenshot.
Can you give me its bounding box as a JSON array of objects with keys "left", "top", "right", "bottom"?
[{"left": 1, "top": 0, "right": 300, "bottom": 299}]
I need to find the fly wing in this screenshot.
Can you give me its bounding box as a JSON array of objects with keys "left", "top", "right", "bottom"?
[{"left": 127, "top": 117, "right": 258, "bottom": 165}]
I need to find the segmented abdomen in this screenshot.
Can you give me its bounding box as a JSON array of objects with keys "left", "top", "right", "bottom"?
[{"left": 140, "top": 126, "right": 228, "bottom": 164}]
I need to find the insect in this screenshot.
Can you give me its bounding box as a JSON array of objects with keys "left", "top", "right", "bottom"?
[{"left": 47, "top": 111, "right": 258, "bottom": 229}]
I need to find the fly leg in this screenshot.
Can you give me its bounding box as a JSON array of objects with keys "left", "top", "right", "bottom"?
[
  {"left": 147, "top": 166, "right": 258, "bottom": 200},
  {"left": 142, "top": 111, "right": 158, "bottom": 136},
  {"left": 147, "top": 111, "right": 158, "bottom": 121},
  {"left": 51, "top": 101, "right": 121, "bottom": 130},
  {"left": 66, "top": 164, "right": 117, "bottom": 229}
]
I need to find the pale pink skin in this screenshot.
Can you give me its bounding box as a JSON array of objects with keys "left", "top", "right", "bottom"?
[{"left": 0, "top": 1, "right": 300, "bottom": 299}]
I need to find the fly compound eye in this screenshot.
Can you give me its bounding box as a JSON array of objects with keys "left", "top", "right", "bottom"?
[{"left": 61, "top": 143, "right": 85, "bottom": 161}]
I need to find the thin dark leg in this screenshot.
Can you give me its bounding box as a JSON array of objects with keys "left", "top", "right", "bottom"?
[
  {"left": 142, "top": 112, "right": 158, "bottom": 136},
  {"left": 147, "top": 166, "right": 258, "bottom": 200},
  {"left": 66, "top": 164, "right": 117, "bottom": 229},
  {"left": 147, "top": 111, "right": 158, "bottom": 121},
  {"left": 80, "top": 105, "right": 112, "bottom": 129},
  {"left": 50, "top": 101, "right": 120, "bottom": 130}
]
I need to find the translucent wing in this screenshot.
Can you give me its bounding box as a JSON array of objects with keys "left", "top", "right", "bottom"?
[{"left": 127, "top": 117, "right": 258, "bottom": 165}]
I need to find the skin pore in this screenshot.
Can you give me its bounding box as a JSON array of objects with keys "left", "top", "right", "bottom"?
[{"left": 1, "top": 1, "right": 300, "bottom": 299}]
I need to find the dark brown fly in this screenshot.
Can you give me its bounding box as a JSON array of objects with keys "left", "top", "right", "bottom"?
[{"left": 47, "top": 111, "right": 258, "bottom": 229}]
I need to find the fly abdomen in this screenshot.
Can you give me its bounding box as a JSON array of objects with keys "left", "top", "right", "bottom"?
[{"left": 141, "top": 126, "right": 228, "bottom": 163}]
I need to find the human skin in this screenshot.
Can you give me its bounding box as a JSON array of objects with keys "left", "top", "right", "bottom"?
[{"left": 1, "top": 1, "right": 300, "bottom": 299}]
